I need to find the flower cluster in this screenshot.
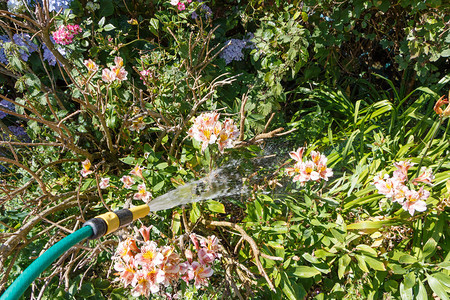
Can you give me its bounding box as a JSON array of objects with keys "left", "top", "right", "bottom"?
[
  {"left": 220, "top": 34, "right": 255, "bottom": 65},
  {"left": 0, "top": 34, "right": 38, "bottom": 64},
  {"left": 7, "top": 0, "right": 29, "bottom": 13},
  {"left": 191, "top": 2, "right": 212, "bottom": 19},
  {"left": 286, "top": 147, "right": 333, "bottom": 185},
  {"left": 47, "top": 0, "right": 73, "bottom": 12},
  {"left": 170, "top": 0, "right": 192, "bottom": 11},
  {"left": 113, "top": 227, "right": 220, "bottom": 297},
  {"left": 52, "top": 24, "right": 82, "bottom": 45},
  {"left": 0, "top": 100, "right": 15, "bottom": 119},
  {"left": 188, "top": 112, "right": 239, "bottom": 153},
  {"left": 373, "top": 161, "right": 433, "bottom": 216},
  {"left": 102, "top": 57, "right": 128, "bottom": 83}
]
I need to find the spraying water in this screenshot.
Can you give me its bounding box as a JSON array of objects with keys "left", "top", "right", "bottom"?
[{"left": 149, "top": 163, "right": 248, "bottom": 212}]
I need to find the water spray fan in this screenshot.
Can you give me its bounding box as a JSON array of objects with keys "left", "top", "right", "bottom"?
[{"left": 1, "top": 167, "right": 242, "bottom": 299}]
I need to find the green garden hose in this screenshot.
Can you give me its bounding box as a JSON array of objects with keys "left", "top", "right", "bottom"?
[{"left": 0, "top": 204, "right": 150, "bottom": 300}]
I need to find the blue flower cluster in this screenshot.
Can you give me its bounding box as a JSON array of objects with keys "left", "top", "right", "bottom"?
[
  {"left": 7, "top": 0, "right": 30, "bottom": 13},
  {"left": 47, "top": 0, "right": 72, "bottom": 12},
  {"left": 0, "top": 34, "right": 62, "bottom": 66},
  {"left": 7, "top": 0, "right": 73, "bottom": 13},
  {"left": 0, "top": 100, "right": 15, "bottom": 119},
  {"left": 0, "top": 34, "right": 38, "bottom": 64},
  {"left": 191, "top": 3, "right": 212, "bottom": 20},
  {"left": 220, "top": 34, "right": 256, "bottom": 65}
]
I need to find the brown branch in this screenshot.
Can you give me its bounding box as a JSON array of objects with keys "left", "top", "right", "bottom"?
[{"left": 201, "top": 220, "right": 276, "bottom": 291}]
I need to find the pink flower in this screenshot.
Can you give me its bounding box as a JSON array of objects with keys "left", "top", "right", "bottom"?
[
  {"left": 83, "top": 59, "right": 98, "bottom": 73},
  {"left": 286, "top": 149, "right": 333, "bottom": 185},
  {"left": 134, "top": 183, "right": 151, "bottom": 202},
  {"left": 111, "top": 65, "right": 128, "bottom": 81},
  {"left": 135, "top": 241, "right": 164, "bottom": 267},
  {"left": 102, "top": 68, "right": 116, "bottom": 82},
  {"left": 189, "top": 233, "right": 200, "bottom": 250},
  {"left": 217, "top": 119, "right": 239, "bottom": 153},
  {"left": 402, "top": 188, "right": 428, "bottom": 216},
  {"left": 99, "top": 177, "right": 110, "bottom": 189},
  {"left": 114, "top": 259, "right": 136, "bottom": 288},
  {"left": 198, "top": 248, "right": 216, "bottom": 265},
  {"left": 412, "top": 167, "right": 434, "bottom": 185},
  {"left": 374, "top": 174, "right": 396, "bottom": 198},
  {"left": 200, "top": 235, "right": 221, "bottom": 257},
  {"left": 80, "top": 159, "right": 93, "bottom": 177},
  {"left": 114, "top": 56, "right": 124, "bottom": 67},
  {"left": 130, "top": 165, "right": 144, "bottom": 179},
  {"left": 116, "top": 238, "right": 139, "bottom": 262},
  {"left": 289, "top": 147, "right": 304, "bottom": 162},
  {"left": 129, "top": 117, "right": 146, "bottom": 132},
  {"left": 139, "top": 225, "right": 152, "bottom": 242},
  {"left": 52, "top": 24, "right": 82, "bottom": 45},
  {"left": 177, "top": 2, "right": 185, "bottom": 10},
  {"left": 121, "top": 175, "right": 135, "bottom": 189},
  {"left": 170, "top": 0, "right": 179, "bottom": 5},
  {"left": 131, "top": 269, "right": 162, "bottom": 297},
  {"left": 191, "top": 261, "right": 213, "bottom": 288},
  {"left": 188, "top": 112, "right": 221, "bottom": 152},
  {"left": 299, "top": 160, "right": 320, "bottom": 183}
]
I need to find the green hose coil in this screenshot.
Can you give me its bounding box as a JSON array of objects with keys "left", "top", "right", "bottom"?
[{"left": 0, "top": 226, "right": 93, "bottom": 300}]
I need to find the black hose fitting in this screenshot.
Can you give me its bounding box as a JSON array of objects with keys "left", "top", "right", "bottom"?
[
  {"left": 83, "top": 217, "right": 107, "bottom": 240},
  {"left": 114, "top": 209, "right": 133, "bottom": 227}
]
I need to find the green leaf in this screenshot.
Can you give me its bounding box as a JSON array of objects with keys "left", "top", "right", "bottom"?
[
  {"left": 330, "top": 228, "right": 346, "bottom": 243},
  {"left": 347, "top": 219, "right": 399, "bottom": 230},
  {"left": 206, "top": 200, "right": 225, "bottom": 214},
  {"left": 293, "top": 266, "right": 321, "bottom": 278},
  {"left": 433, "top": 272, "right": 450, "bottom": 288},
  {"left": 81, "top": 178, "right": 95, "bottom": 191},
  {"left": 399, "top": 254, "right": 418, "bottom": 264},
  {"left": 355, "top": 255, "right": 370, "bottom": 273},
  {"left": 152, "top": 181, "right": 164, "bottom": 192},
  {"left": 281, "top": 272, "right": 297, "bottom": 300},
  {"left": 356, "top": 244, "right": 378, "bottom": 257},
  {"left": 404, "top": 272, "right": 415, "bottom": 289},
  {"left": 155, "top": 162, "right": 168, "bottom": 170},
  {"left": 189, "top": 203, "right": 201, "bottom": 224},
  {"left": 427, "top": 274, "right": 449, "bottom": 300},
  {"left": 438, "top": 261, "right": 450, "bottom": 270},
  {"left": 302, "top": 253, "right": 320, "bottom": 264},
  {"left": 338, "top": 254, "right": 351, "bottom": 279},
  {"left": 98, "top": 17, "right": 105, "bottom": 27},
  {"left": 103, "top": 24, "right": 116, "bottom": 31},
  {"left": 416, "top": 280, "right": 428, "bottom": 300},
  {"left": 93, "top": 278, "right": 110, "bottom": 290},
  {"left": 389, "top": 263, "right": 407, "bottom": 275},
  {"left": 422, "top": 238, "right": 437, "bottom": 259},
  {"left": 400, "top": 282, "right": 413, "bottom": 300},
  {"left": 171, "top": 211, "right": 181, "bottom": 236},
  {"left": 119, "top": 156, "right": 135, "bottom": 165},
  {"left": 364, "top": 256, "right": 386, "bottom": 271}
]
